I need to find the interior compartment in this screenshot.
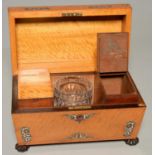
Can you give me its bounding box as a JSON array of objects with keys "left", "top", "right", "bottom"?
[
  {"left": 15, "top": 72, "right": 142, "bottom": 111},
  {"left": 16, "top": 72, "right": 95, "bottom": 110},
  {"left": 101, "top": 74, "right": 134, "bottom": 95},
  {"left": 99, "top": 73, "right": 139, "bottom": 105}
]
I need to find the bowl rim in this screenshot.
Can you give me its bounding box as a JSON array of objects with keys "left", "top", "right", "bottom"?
[{"left": 54, "top": 76, "right": 93, "bottom": 96}]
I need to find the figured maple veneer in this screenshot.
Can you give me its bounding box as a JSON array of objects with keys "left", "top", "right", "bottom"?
[
  {"left": 9, "top": 4, "right": 132, "bottom": 75},
  {"left": 10, "top": 5, "right": 146, "bottom": 148},
  {"left": 15, "top": 17, "right": 122, "bottom": 73},
  {"left": 10, "top": 4, "right": 132, "bottom": 100},
  {"left": 13, "top": 107, "right": 145, "bottom": 145},
  {"left": 16, "top": 16, "right": 126, "bottom": 99},
  {"left": 18, "top": 71, "right": 95, "bottom": 100},
  {"left": 18, "top": 69, "right": 53, "bottom": 99}
]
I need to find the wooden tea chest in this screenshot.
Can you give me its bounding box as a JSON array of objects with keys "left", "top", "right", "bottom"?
[{"left": 9, "top": 4, "right": 146, "bottom": 152}]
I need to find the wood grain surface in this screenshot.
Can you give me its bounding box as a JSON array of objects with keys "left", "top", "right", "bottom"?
[
  {"left": 13, "top": 107, "right": 145, "bottom": 145},
  {"left": 97, "top": 32, "right": 129, "bottom": 73},
  {"left": 8, "top": 4, "right": 131, "bottom": 75},
  {"left": 9, "top": 5, "right": 146, "bottom": 147},
  {"left": 18, "top": 69, "right": 53, "bottom": 99}
]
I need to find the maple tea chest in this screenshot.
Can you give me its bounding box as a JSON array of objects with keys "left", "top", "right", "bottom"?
[{"left": 8, "top": 4, "right": 146, "bottom": 152}]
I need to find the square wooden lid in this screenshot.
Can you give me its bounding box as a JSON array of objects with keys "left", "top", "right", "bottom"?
[{"left": 97, "top": 32, "right": 129, "bottom": 73}]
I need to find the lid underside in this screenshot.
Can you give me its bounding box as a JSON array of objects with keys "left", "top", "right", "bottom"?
[{"left": 9, "top": 5, "right": 131, "bottom": 74}]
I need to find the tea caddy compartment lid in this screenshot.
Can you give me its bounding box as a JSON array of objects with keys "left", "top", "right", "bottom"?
[{"left": 97, "top": 32, "right": 129, "bottom": 73}]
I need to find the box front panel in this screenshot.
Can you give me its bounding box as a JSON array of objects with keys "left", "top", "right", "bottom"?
[{"left": 13, "top": 107, "right": 145, "bottom": 145}]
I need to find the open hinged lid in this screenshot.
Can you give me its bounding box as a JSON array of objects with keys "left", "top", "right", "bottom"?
[
  {"left": 97, "top": 32, "right": 129, "bottom": 73},
  {"left": 9, "top": 4, "right": 132, "bottom": 75}
]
